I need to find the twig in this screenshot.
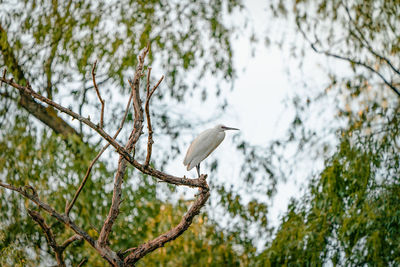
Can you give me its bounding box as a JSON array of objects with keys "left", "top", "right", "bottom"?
[
  {"left": 91, "top": 60, "right": 105, "bottom": 128},
  {"left": 1, "top": 68, "right": 6, "bottom": 87},
  {"left": 124, "top": 176, "right": 209, "bottom": 264},
  {"left": 65, "top": 150, "right": 103, "bottom": 216},
  {"left": 144, "top": 72, "right": 164, "bottom": 167},
  {"left": 77, "top": 257, "right": 88, "bottom": 267},
  {"left": 311, "top": 44, "right": 400, "bottom": 97},
  {"left": 60, "top": 234, "right": 83, "bottom": 250}
]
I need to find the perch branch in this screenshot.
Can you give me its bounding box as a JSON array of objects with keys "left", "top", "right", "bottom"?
[
  {"left": 1, "top": 75, "right": 207, "bottom": 188},
  {"left": 125, "top": 175, "right": 210, "bottom": 264}
]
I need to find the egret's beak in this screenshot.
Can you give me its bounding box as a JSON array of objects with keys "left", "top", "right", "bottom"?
[{"left": 222, "top": 126, "right": 239, "bottom": 131}]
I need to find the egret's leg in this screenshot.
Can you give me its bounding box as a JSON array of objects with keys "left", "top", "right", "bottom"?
[{"left": 196, "top": 164, "right": 200, "bottom": 177}]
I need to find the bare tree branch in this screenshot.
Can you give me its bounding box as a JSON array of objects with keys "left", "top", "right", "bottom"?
[
  {"left": 0, "top": 76, "right": 207, "bottom": 188},
  {"left": 60, "top": 234, "right": 83, "bottom": 250},
  {"left": 124, "top": 175, "right": 210, "bottom": 264},
  {"left": 98, "top": 45, "right": 149, "bottom": 247},
  {"left": 1, "top": 68, "right": 6, "bottom": 87},
  {"left": 144, "top": 67, "right": 153, "bottom": 167},
  {"left": 1, "top": 43, "right": 211, "bottom": 265},
  {"left": 0, "top": 182, "right": 121, "bottom": 265},
  {"left": 77, "top": 257, "right": 88, "bottom": 267},
  {"left": 92, "top": 60, "right": 105, "bottom": 129}
]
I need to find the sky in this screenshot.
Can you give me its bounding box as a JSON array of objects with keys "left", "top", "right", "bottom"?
[
  {"left": 162, "top": 0, "right": 311, "bottom": 229},
  {"left": 162, "top": 0, "right": 342, "bottom": 232}
]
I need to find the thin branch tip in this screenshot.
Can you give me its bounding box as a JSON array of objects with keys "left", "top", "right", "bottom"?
[{"left": 91, "top": 60, "right": 105, "bottom": 128}]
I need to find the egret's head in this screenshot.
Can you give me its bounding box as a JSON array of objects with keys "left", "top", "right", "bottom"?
[{"left": 216, "top": 124, "right": 239, "bottom": 131}]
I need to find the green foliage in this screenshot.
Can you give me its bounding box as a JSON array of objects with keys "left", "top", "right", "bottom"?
[
  {"left": 260, "top": 107, "right": 400, "bottom": 265},
  {"left": 0, "top": 0, "right": 242, "bottom": 98},
  {"left": 262, "top": 0, "right": 400, "bottom": 265}
]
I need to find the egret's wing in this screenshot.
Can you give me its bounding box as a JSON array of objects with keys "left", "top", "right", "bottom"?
[
  {"left": 183, "top": 130, "right": 224, "bottom": 170},
  {"left": 183, "top": 130, "right": 211, "bottom": 167}
]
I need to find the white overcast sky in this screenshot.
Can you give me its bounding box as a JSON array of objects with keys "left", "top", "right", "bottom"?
[
  {"left": 161, "top": 0, "right": 351, "bottom": 231},
  {"left": 161, "top": 0, "right": 322, "bottom": 228}
]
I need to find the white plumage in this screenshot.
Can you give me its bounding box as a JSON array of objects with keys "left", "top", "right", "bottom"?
[{"left": 183, "top": 124, "right": 239, "bottom": 176}]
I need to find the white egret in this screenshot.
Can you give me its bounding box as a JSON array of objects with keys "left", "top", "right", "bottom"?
[{"left": 183, "top": 124, "right": 239, "bottom": 177}]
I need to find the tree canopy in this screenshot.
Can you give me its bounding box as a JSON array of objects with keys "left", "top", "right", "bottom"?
[
  {"left": 259, "top": 0, "right": 400, "bottom": 265},
  {"left": 1, "top": 0, "right": 399, "bottom": 266},
  {"left": 0, "top": 0, "right": 266, "bottom": 265}
]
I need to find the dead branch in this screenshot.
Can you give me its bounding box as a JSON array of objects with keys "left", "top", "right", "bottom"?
[
  {"left": 144, "top": 67, "right": 152, "bottom": 167},
  {"left": 0, "top": 76, "right": 207, "bottom": 188},
  {"left": 98, "top": 45, "right": 149, "bottom": 247},
  {"left": 124, "top": 175, "right": 210, "bottom": 264},
  {"left": 77, "top": 257, "right": 88, "bottom": 267},
  {"left": 0, "top": 182, "right": 120, "bottom": 265},
  {"left": 60, "top": 234, "right": 83, "bottom": 250},
  {"left": 1, "top": 68, "right": 6, "bottom": 87},
  {"left": 27, "top": 213, "right": 82, "bottom": 266},
  {"left": 92, "top": 60, "right": 105, "bottom": 128}
]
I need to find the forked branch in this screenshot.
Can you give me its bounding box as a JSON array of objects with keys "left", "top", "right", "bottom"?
[
  {"left": 124, "top": 175, "right": 209, "bottom": 264},
  {"left": 27, "top": 209, "right": 83, "bottom": 266},
  {"left": 0, "top": 182, "right": 120, "bottom": 265},
  {"left": 0, "top": 75, "right": 207, "bottom": 188},
  {"left": 0, "top": 45, "right": 210, "bottom": 266},
  {"left": 98, "top": 45, "right": 149, "bottom": 247}
]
